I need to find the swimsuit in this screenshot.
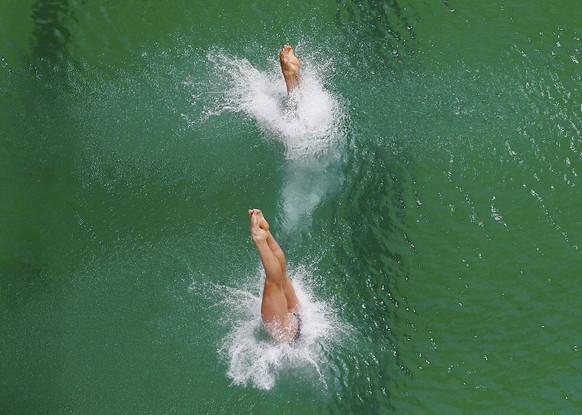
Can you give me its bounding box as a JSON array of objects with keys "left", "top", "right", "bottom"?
[{"left": 291, "top": 312, "right": 302, "bottom": 344}]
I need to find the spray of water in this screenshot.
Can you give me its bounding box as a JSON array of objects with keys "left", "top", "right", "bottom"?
[
  {"left": 183, "top": 48, "right": 351, "bottom": 389},
  {"left": 203, "top": 265, "right": 350, "bottom": 390},
  {"left": 197, "top": 47, "right": 346, "bottom": 159},
  {"left": 186, "top": 46, "right": 347, "bottom": 231}
]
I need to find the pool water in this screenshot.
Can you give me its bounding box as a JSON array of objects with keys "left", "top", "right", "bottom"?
[{"left": 1, "top": 0, "right": 581, "bottom": 413}]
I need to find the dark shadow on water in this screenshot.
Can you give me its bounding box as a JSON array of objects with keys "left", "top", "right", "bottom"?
[
  {"left": 335, "top": 0, "right": 417, "bottom": 73},
  {"left": 322, "top": 141, "right": 417, "bottom": 412},
  {"left": 1, "top": 0, "right": 79, "bottom": 313},
  {"left": 30, "top": 0, "right": 72, "bottom": 77}
]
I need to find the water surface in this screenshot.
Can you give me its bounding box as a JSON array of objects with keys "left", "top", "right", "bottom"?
[{"left": 1, "top": 0, "right": 581, "bottom": 413}]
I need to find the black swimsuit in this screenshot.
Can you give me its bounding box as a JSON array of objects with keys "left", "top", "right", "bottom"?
[{"left": 291, "top": 312, "right": 302, "bottom": 343}]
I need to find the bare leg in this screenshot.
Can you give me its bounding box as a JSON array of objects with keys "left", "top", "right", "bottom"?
[
  {"left": 249, "top": 209, "right": 301, "bottom": 343},
  {"left": 279, "top": 45, "right": 301, "bottom": 94},
  {"left": 251, "top": 209, "right": 300, "bottom": 311}
]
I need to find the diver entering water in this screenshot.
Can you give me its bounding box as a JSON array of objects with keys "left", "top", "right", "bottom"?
[
  {"left": 279, "top": 44, "right": 301, "bottom": 94},
  {"left": 245, "top": 46, "right": 303, "bottom": 343},
  {"left": 249, "top": 209, "right": 302, "bottom": 343}
]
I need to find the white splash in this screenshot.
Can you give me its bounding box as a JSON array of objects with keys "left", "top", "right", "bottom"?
[
  {"left": 189, "top": 47, "right": 346, "bottom": 231},
  {"left": 200, "top": 48, "right": 346, "bottom": 160},
  {"left": 214, "top": 266, "right": 350, "bottom": 390},
  {"left": 183, "top": 49, "right": 351, "bottom": 388}
]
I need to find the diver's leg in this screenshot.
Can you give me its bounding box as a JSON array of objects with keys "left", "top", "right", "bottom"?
[
  {"left": 249, "top": 209, "right": 299, "bottom": 342},
  {"left": 279, "top": 45, "right": 301, "bottom": 94},
  {"left": 251, "top": 209, "right": 300, "bottom": 313}
]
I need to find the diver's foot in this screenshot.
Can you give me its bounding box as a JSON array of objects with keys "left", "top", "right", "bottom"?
[
  {"left": 249, "top": 209, "right": 270, "bottom": 242},
  {"left": 279, "top": 45, "right": 301, "bottom": 93}
]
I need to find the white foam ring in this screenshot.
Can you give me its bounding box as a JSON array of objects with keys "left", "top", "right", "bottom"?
[{"left": 215, "top": 266, "right": 350, "bottom": 390}]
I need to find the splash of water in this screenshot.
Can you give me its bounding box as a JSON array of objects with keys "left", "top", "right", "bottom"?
[
  {"left": 186, "top": 47, "right": 347, "bottom": 231},
  {"left": 206, "top": 266, "right": 351, "bottom": 390},
  {"left": 196, "top": 48, "right": 346, "bottom": 159},
  {"left": 181, "top": 47, "right": 352, "bottom": 390}
]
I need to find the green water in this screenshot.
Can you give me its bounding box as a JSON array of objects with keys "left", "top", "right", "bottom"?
[{"left": 1, "top": 0, "right": 581, "bottom": 413}]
